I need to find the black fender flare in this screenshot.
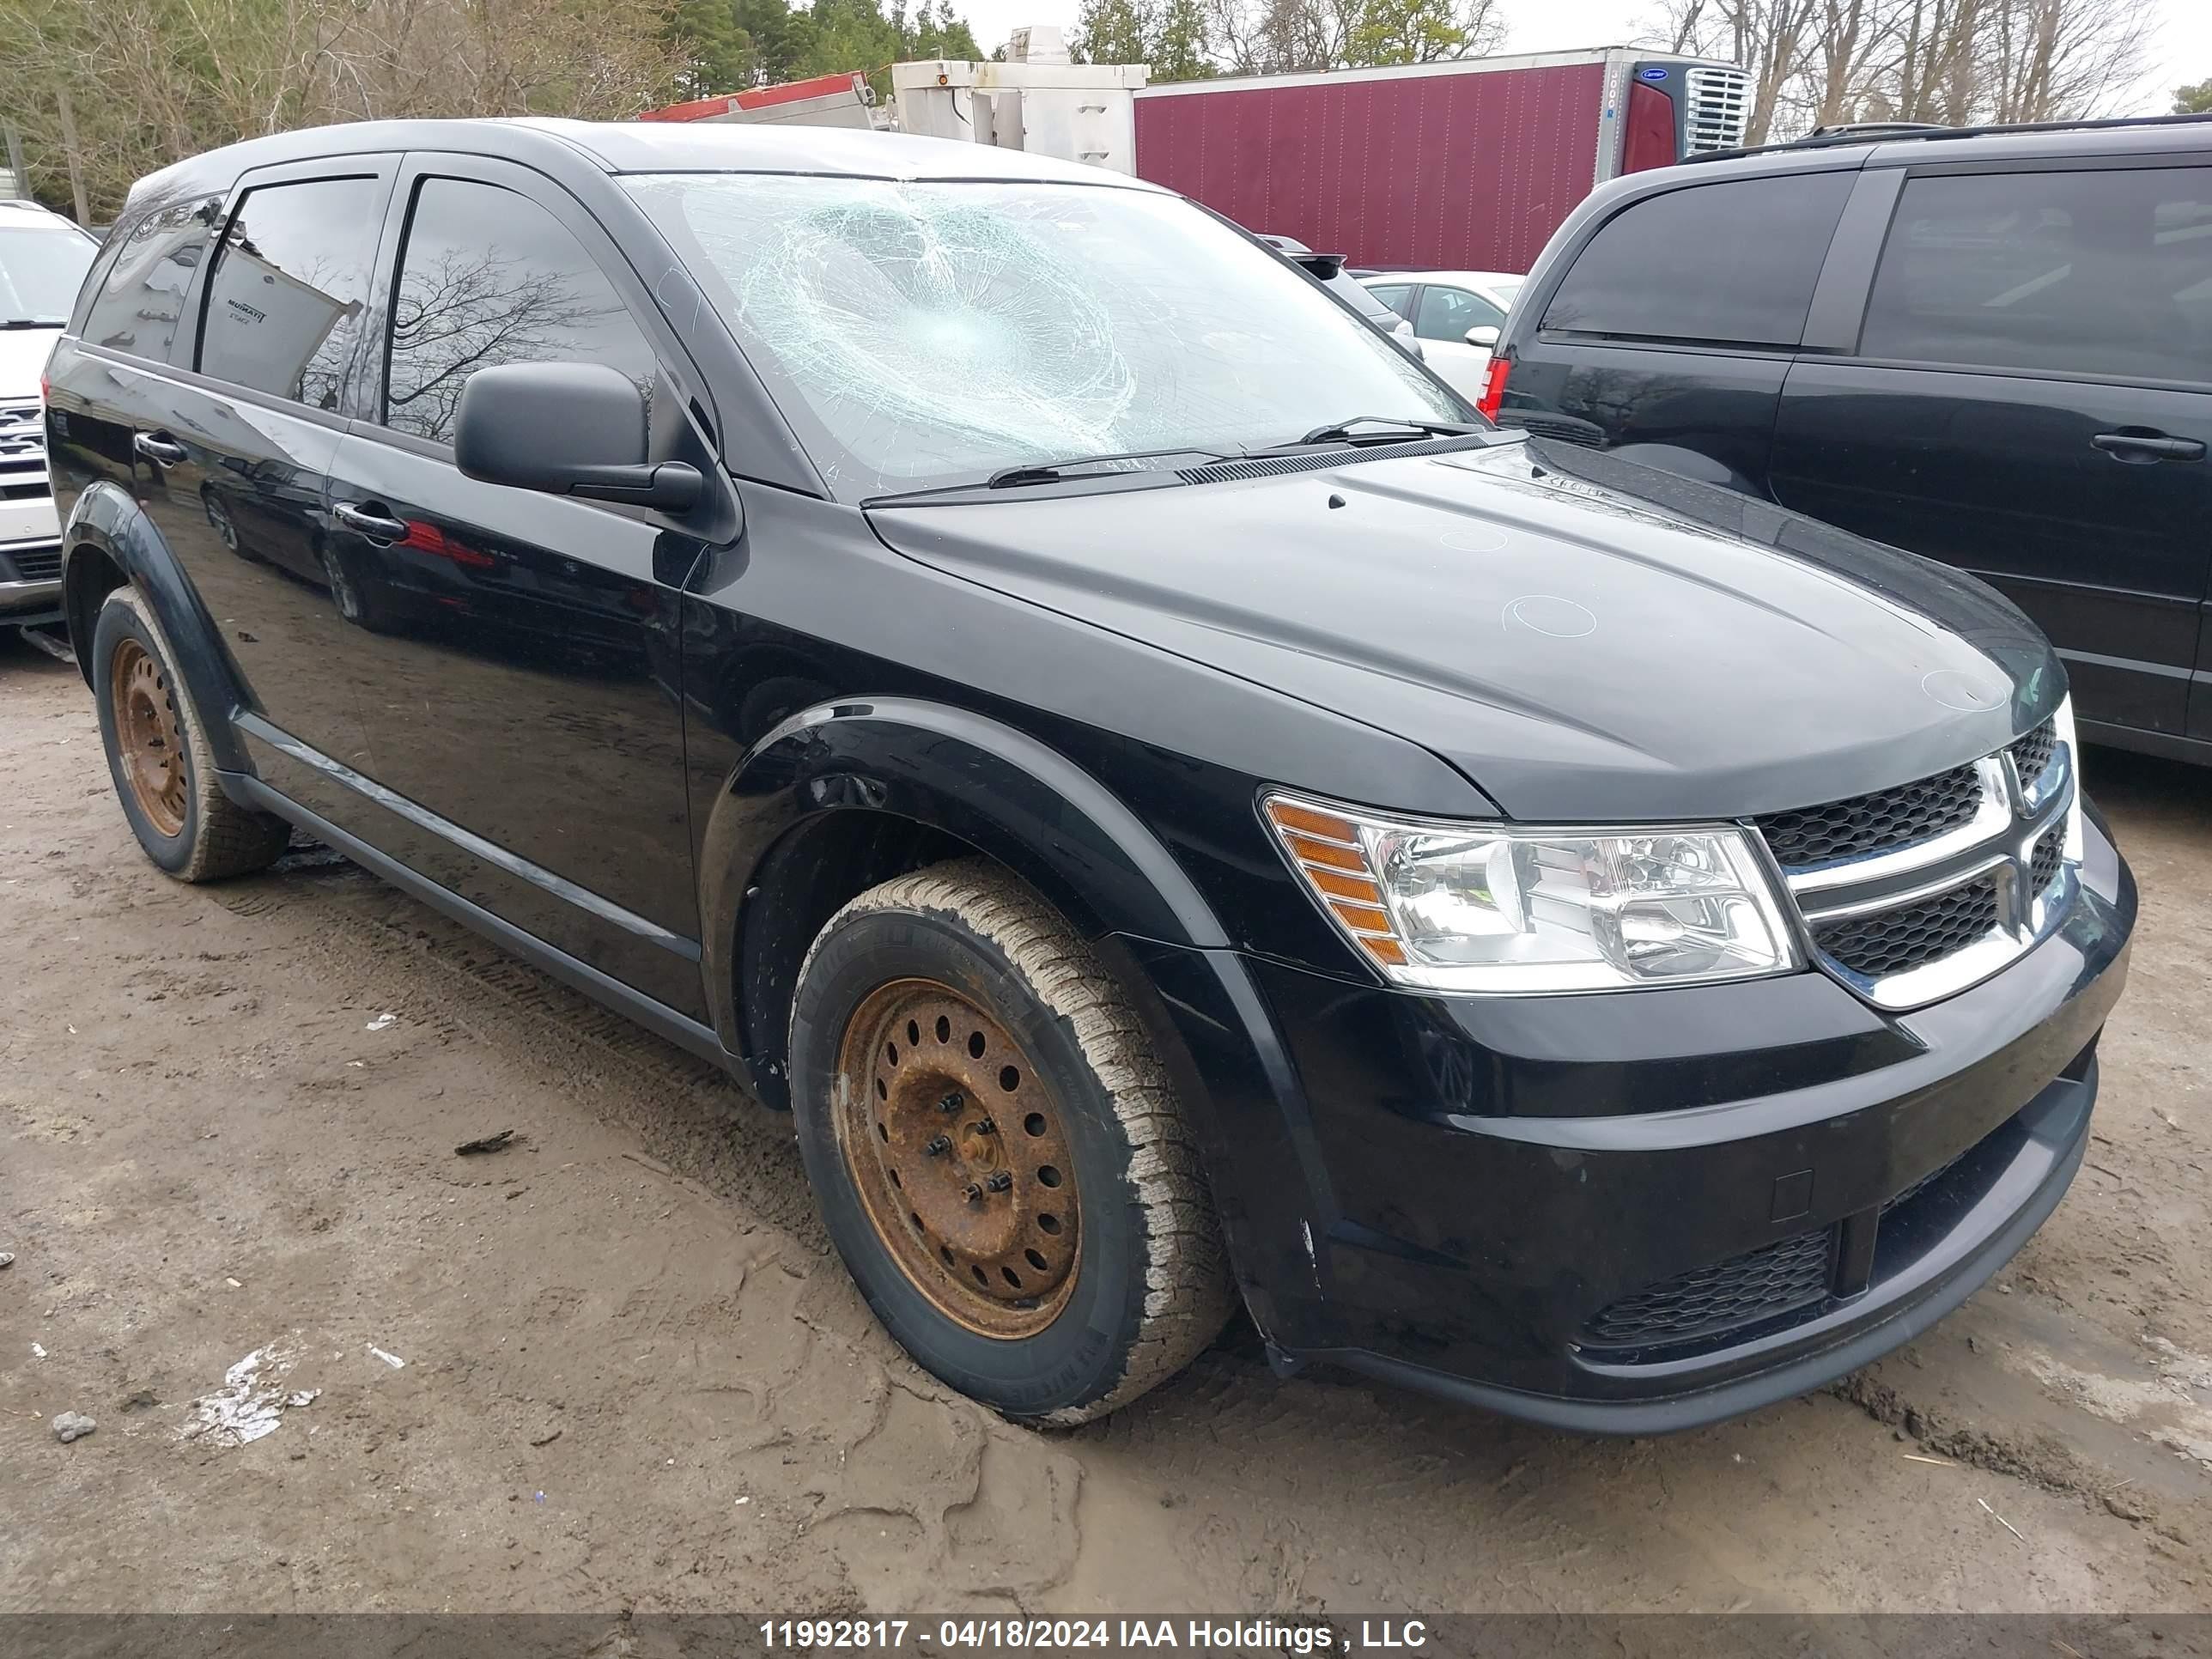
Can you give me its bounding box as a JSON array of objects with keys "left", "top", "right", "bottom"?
[
  {"left": 63, "top": 481, "right": 255, "bottom": 778},
  {"left": 697, "top": 695, "right": 1232, "bottom": 1085}
]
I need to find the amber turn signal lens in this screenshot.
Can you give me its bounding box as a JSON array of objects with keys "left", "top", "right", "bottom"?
[{"left": 1265, "top": 799, "right": 1358, "bottom": 844}]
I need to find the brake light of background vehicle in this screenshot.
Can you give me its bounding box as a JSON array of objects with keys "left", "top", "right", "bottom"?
[
  {"left": 398, "top": 520, "right": 495, "bottom": 568},
  {"left": 1478, "top": 357, "right": 1510, "bottom": 421}
]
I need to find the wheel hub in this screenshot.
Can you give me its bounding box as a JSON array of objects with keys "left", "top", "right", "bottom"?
[
  {"left": 111, "top": 638, "right": 188, "bottom": 837},
  {"left": 836, "top": 979, "right": 1080, "bottom": 1340}
]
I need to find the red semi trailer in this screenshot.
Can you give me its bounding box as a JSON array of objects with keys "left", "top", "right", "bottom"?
[{"left": 1133, "top": 49, "right": 1750, "bottom": 273}]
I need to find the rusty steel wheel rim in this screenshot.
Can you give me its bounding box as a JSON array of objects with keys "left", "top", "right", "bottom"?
[
  {"left": 835, "top": 978, "right": 1081, "bottom": 1340},
  {"left": 111, "top": 638, "right": 189, "bottom": 837}
]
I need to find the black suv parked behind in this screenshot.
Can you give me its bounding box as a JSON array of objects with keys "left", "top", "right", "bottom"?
[
  {"left": 1487, "top": 113, "right": 2212, "bottom": 764},
  {"left": 48, "top": 120, "right": 2133, "bottom": 1431}
]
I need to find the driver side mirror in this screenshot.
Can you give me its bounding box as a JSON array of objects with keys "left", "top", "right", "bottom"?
[
  {"left": 1466, "top": 325, "right": 1501, "bottom": 349},
  {"left": 455, "top": 362, "right": 702, "bottom": 514}
]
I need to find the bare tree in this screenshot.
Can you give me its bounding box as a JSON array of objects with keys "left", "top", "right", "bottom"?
[
  {"left": 1649, "top": 0, "right": 1820, "bottom": 143},
  {"left": 1643, "top": 0, "right": 2155, "bottom": 143},
  {"left": 1206, "top": 0, "right": 1502, "bottom": 75},
  {"left": 0, "top": 0, "right": 680, "bottom": 222}
]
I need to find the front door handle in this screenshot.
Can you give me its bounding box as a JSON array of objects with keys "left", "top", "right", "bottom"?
[
  {"left": 2092, "top": 429, "right": 2207, "bottom": 462},
  {"left": 333, "top": 501, "right": 410, "bottom": 542},
  {"left": 133, "top": 431, "right": 186, "bottom": 467}
]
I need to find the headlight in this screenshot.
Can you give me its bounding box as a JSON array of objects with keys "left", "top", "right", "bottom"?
[{"left": 1263, "top": 794, "right": 1802, "bottom": 994}]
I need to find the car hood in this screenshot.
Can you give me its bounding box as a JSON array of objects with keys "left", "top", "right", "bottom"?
[
  {"left": 0, "top": 326, "right": 61, "bottom": 397},
  {"left": 866, "top": 438, "right": 2066, "bottom": 822}
]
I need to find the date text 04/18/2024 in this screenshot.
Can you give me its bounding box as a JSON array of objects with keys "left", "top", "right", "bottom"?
[{"left": 757, "top": 1620, "right": 1431, "bottom": 1651}]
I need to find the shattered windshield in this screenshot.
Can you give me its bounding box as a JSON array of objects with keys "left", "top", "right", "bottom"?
[{"left": 626, "top": 173, "right": 1466, "bottom": 499}]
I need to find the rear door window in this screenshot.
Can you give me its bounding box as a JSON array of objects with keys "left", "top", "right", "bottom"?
[
  {"left": 1541, "top": 173, "right": 1853, "bottom": 347},
  {"left": 1416, "top": 284, "right": 1504, "bottom": 341},
  {"left": 1859, "top": 166, "right": 2212, "bottom": 384},
  {"left": 381, "top": 177, "right": 659, "bottom": 447},
  {"left": 1367, "top": 283, "right": 1414, "bottom": 319},
  {"left": 199, "top": 176, "right": 381, "bottom": 410},
  {"left": 80, "top": 196, "right": 224, "bottom": 362}
]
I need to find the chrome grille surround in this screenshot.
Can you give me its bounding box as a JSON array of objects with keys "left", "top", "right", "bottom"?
[{"left": 1760, "top": 719, "right": 2081, "bottom": 1012}]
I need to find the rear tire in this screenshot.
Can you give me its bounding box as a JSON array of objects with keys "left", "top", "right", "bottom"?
[
  {"left": 788, "top": 859, "right": 1233, "bottom": 1424},
  {"left": 319, "top": 543, "right": 395, "bottom": 634},
  {"left": 92, "top": 586, "right": 289, "bottom": 881}
]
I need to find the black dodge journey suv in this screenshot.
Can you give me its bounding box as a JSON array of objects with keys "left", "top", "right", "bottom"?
[{"left": 46, "top": 118, "right": 2134, "bottom": 1431}]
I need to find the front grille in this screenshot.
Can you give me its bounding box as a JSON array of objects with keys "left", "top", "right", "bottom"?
[
  {"left": 1683, "top": 65, "right": 1753, "bottom": 153},
  {"left": 2, "top": 546, "right": 60, "bottom": 582},
  {"left": 2010, "top": 720, "right": 2057, "bottom": 793},
  {"left": 0, "top": 477, "right": 50, "bottom": 501},
  {"left": 1814, "top": 876, "right": 2000, "bottom": 979},
  {"left": 1584, "top": 1225, "right": 1832, "bottom": 1351},
  {"left": 2029, "top": 825, "right": 2063, "bottom": 896},
  {"left": 1755, "top": 761, "right": 1982, "bottom": 868},
  {"left": 0, "top": 402, "right": 41, "bottom": 464}
]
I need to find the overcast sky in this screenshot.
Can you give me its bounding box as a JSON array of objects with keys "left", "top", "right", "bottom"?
[{"left": 961, "top": 0, "right": 2212, "bottom": 117}]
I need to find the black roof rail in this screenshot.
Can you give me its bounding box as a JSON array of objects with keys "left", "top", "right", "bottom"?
[{"left": 1682, "top": 108, "right": 2212, "bottom": 167}]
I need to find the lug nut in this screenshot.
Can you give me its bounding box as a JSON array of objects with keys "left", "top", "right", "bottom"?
[
  {"left": 938, "top": 1091, "right": 965, "bottom": 1115},
  {"left": 985, "top": 1171, "right": 1012, "bottom": 1194},
  {"left": 923, "top": 1134, "right": 951, "bottom": 1158},
  {"left": 975, "top": 1116, "right": 997, "bottom": 1136},
  {"left": 963, "top": 1182, "right": 984, "bottom": 1204}
]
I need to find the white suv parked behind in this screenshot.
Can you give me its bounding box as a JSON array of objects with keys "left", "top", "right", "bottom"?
[{"left": 1, "top": 198, "right": 99, "bottom": 628}]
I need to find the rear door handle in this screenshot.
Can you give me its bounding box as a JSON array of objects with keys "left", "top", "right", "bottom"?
[
  {"left": 333, "top": 501, "right": 410, "bottom": 542},
  {"left": 2092, "top": 430, "right": 2206, "bottom": 462},
  {"left": 133, "top": 431, "right": 186, "bottom": 467}
]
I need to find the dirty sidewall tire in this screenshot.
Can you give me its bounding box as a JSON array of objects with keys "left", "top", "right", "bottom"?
[
  {"left": 789, "top": 862, "right": 1231, "bottom": 1425},
  {"left": 92, "top": 586, "right": 289, "bottom": 882}
]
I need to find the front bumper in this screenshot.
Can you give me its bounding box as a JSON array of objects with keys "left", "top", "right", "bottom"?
[
  {"left": 1124, "top": 810, "right": 2134, "bottom": 1431},
  {"left": 0, "top": 566, "right": 64, "bottom": 626},
  {"left": 3, "top": 475, "right": 66, "bottom": 626}
]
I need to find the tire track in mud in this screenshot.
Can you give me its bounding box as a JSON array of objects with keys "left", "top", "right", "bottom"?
[{"left": 208, "top": 836, "right": 823, "bottom": 1237}]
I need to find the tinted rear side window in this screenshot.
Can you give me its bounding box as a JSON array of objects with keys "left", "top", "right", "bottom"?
[
  {"left": 1860, "top": 166, "right": 2212, "bottom": 385},
  {"left": 1416, "top": 284, "right": 1504, "bottom": 341},
  {"left": 1541, "top": 173, "right": 1853, "bottom": 347},
  {"left": 199, "top": 176, "right": 381, "bottom": 410},
  {"left": 80, "top": 196, "right": 223, "bottom": 362},
  {"left": 1368, "top": 283, "right": 1414, "bottom": 318},
  {"left": 383, "top": 178, "right": 658, "bottom": 446}
]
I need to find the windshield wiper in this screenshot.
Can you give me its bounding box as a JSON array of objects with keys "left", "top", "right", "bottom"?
[
  {"left": 1260, "top": 415, "right": 1488, "bottom": 453},
  {"left": 2, "top": 319, "right": 65, "bottom": 330}
]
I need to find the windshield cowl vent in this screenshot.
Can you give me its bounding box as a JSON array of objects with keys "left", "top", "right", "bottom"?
[{"left": 1176, "top": 434, "right": 1491, "bottom": 485}]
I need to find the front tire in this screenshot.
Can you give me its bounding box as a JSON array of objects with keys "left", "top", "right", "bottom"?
[
  {"left": 788, "top": 860, "right": 1233, "bottom": 1424},
  {"left": 92, "top": 586, "right": 289, "bottom": 881}
]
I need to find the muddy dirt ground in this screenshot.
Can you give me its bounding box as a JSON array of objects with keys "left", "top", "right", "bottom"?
[{"left": 3, "top": 626, "right": 2210, "bottom": 1618}]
